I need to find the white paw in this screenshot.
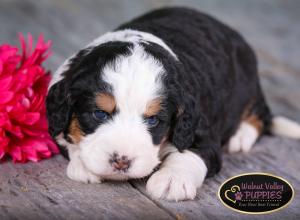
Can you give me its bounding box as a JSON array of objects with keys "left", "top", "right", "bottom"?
[
  {"left": 228, "top": 122, "right": 259, "bottom": 153},
  {"left": 146, "top": 168, "right": 197, "bottom": 201},
  {"left": 146, "top": 150, "right": 207, "bottom": 201},
  {"left": 67, "top": 160, "right": 101, "bottom": 184}
]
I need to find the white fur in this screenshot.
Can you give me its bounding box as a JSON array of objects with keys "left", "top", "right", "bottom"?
[
  {"left": 228, "top": 121, "right": 259, "bottom": 153},
  {"left": 50, "top": 30, "right": 176, "bottom": 182},
  {"left": 66, "top": 147, "right": 101, "bottom": 183},
  {"left": 77, "top": 44, "right": 164, "bottom": 180},
  {"left": 271, "top": 116, "right": 300, "bottom": 139},
  {"left": 55, "top": 133, "right": 75, "bottom": 149},
  {"left": 55, "top": 134, "right": 100, "bottom": 183},
  {"left": 146, "top": 144, "right": 207, "bottom": 201},
  {"left": 49, "top": 29, "right": 177, "bottom": 88}
]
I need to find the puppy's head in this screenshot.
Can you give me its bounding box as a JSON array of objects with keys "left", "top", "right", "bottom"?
[{"left": 47, "top": 41, "right": 195, "bottom": 180}]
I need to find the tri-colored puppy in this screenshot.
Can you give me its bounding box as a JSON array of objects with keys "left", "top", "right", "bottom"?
[{"left": 46, "top": 7, "right": 300, "bottom": 201}]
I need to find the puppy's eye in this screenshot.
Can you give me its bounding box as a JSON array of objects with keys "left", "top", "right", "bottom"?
[
  {"left": 93, "top": 110, "right": 109, "bottom": 121},
  {"left": 145, "top": 116, "right": 159, "bottom": 128}
]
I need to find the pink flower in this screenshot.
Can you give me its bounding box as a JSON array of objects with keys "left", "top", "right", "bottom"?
[{"left": 0, "top": 33, "right": 59, "bottom": 163}]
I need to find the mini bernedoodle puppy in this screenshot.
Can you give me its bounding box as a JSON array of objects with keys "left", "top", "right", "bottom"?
[{"left": 46, "top": 7, "right": 300, "bottom": 201}]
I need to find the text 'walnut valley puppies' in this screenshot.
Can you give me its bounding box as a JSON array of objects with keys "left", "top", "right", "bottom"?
[{"left": 46, "top": 7, "right": 300, "bottom": 201}]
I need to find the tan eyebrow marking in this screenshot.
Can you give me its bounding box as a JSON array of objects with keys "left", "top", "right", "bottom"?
[
  {"left": 144, "top": 98, "right": 162, "bottom": 117},
  {"left": 96, "top": 93, "right": 116, "bottom": 113},
  {"left": 68, "top": 116, "right": 84, "bottom": 144}
]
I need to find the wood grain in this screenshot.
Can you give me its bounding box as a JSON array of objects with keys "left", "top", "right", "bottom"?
[
  {"left": 0, "top": 0, "right": 300, "bottom": 219},
  {"left": 131, "top": 137, "right": 300, "bottom": 220},
  {"left": 0, "top": 156, "right": 173, "bottom": 220}
]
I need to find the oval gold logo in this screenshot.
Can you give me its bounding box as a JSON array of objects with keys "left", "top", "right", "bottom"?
[{"left": 218, "top": 173, "right": 294, "bottom": 214}]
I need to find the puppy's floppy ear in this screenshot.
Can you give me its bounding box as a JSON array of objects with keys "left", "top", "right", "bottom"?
[
  {"left": 46, "top": 79, "right": 72, "bottom": 138},
  {"left": 171, "top": 93, "right": 199, "bottom": 150},
  {"left": 46, "top": 48, "right": 90, "bottom": 138}
]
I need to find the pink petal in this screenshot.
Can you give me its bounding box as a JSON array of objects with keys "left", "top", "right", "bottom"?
[
  {"left": 24, "top": 148, "right": 39, "bottom": 162},
  {"left": 21, "top": 97, "right": 30, "bottom": 109},
  {"left": 18, "top": 33, "right": 27, "bottom": 61},
  {"left": 0, "top": 60, "right": 3, "bottom": 74},
  {"left": 0, "top": 46, "right": 18, "bottom": 61},
  {"left": 0, "top": 149, "right": 5, "bottom": 159},
  {"left": 10, "top": 146, "right": 23, "bottom": 162},
  {"left": 0, "top": 92, "right": 14, "bottom": 104},
  {"left": 21, "top": 127, "right": 43, "bottom": 136},
  {"left": 46, "top": 139, "right": 59, "bottom": 153},
  {"left": 0, "top": 33, "right": 53, "bottom": 163},
  {"left": 6, "top": 105, "right": 13, "bottom": 112},
  {"left": 0, "top": 113, "right": 9, "bottom": 127},
  {"left": 0, "top": 129, "right": 9, "bottom": 159},
  {"left": 19, "top": 112, "right": 40, "bottom": 125},
  {"left": 27, "top": 33, "right": 33, "bottom": 56},
  {"left": 0, "top": 76, "right": 12, "bottom": 91},
  {"left": 7, "top": 125, "right": 24, "bottom": 139}
]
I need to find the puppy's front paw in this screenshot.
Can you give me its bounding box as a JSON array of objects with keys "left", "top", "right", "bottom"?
[
  {"left": 146, "top": 168, "right": 198, "bottom": 201},
  {"left": 67, "top": 160, "right": 101, "bottom": 184}
]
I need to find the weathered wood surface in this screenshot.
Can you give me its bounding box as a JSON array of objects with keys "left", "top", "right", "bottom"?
[
  {"left": 0, "top": 0, "right": 300, "bottom": 219},
  {"left": 132, "top": 137, "right": 300, "bottom": 220},
  {"left": 0, "top": 156, "right": 172, "bottom": 220}
]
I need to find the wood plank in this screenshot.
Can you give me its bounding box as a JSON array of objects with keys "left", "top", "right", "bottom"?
[
  {"left": 131, "top": 137, "right": 300, "bottom": 220},
  {"left": 1, "top": 0, "right": 300, "bottom": 219},
  {"left": 0, "top": 156, "right": 173, "bottom": 220}
]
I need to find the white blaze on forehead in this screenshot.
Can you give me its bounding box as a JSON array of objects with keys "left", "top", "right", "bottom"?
[
  {"left": 79, "top": 46, "right": 165, "bottom": 179},
  {"left": 102, "top": 44, "right": 165, "bottom": 115},
  {"left": 50, "top": 30, "right": 171, "bottom": 181},
  {"left": 49, "top": 29, "right": 177, "bottom": 89}
]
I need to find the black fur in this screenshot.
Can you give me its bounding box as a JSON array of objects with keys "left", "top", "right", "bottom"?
[
  {"left": 118, "top": 7, "right": 272, "bottom": 176},
  {"left": 47, "top": 7, "right": 272, "bottom": 178},
  {"left": 46, "top": 41, "right": 133, "bottom": 158}
]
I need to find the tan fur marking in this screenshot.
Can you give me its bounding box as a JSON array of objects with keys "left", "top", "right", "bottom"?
[
  {"left": 144, "top": 98, "right": 162, "bottom": 117},
  {"left": 96, "top": 93, "right": 116, "bottom": 113},
  {"left": 241, "top": 99, "right": 263, "bottom": 133},
  {"left": 245, "top": 115, "right": 263, "bottom": 134},
  {"left": 68, "top": 117, "right": 84, "bottom": 144}
]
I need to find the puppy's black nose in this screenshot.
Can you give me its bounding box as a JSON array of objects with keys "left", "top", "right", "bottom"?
[{"left": 109, "top": 153, "right": 131, "bottom": 171}]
